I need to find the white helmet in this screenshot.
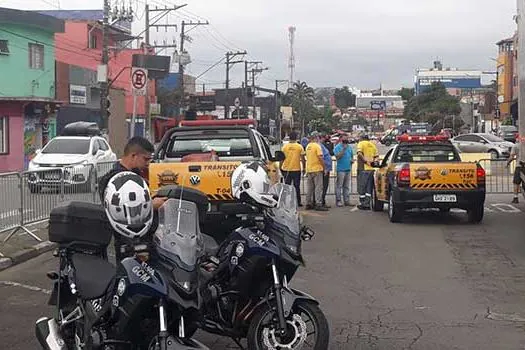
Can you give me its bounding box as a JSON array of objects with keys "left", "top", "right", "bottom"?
[
  {"left": 104, "top": 171, "right": 153, "bottom": 239},
  {"left": 231, "top": 162, "right": 278, "bottom": 207}
]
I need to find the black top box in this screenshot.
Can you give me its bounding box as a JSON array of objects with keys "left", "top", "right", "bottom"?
[{"left": 49, "top": 201, "right": 113, "bottom": 247}]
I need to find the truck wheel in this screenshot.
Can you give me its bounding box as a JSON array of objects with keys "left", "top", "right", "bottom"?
[
  {"left": 371, "top": 187, "right": 384, "bottom": 212},
  {"left": 388, "top": 190, "right": 403, "bottom": 223},
  {"left": 467, "top": 204, "right": 484, "bottom": 224}
]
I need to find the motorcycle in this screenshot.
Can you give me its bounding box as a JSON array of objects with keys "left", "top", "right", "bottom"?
[
  {"left": 35, "top": 200, "right": 209, "bottom": 350},
  {"left": 196, "top": 183, "right": 329, "bottom": 349}
]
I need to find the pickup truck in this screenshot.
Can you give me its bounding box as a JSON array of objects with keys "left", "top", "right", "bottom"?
[
  {"left": 149, "top": 119, "right": 284, "bottom": 236},
  {"left": 371, "top": 135, "right": 486, "bottom": 223}
]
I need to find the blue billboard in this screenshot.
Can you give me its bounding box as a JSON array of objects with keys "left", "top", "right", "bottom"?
[{"left": 415, "top": 77, "right": 482, "bottom": 95}]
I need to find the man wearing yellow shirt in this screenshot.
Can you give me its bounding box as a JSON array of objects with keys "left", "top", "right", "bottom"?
[
  {"left": 305, "top": 132, "right": 328, "bottom": 211},
  {"left": 356, "top": 134, "right": 379, "bottom": 210},
  {"left": 281, "top": 131, "right": 305, "bottom": 206}
]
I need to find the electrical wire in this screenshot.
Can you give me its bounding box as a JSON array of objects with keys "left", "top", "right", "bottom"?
[{"left": 195, "top": 56, "right": 225, "bottom": 79}]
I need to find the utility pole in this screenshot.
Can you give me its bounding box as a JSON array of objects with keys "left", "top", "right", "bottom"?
[
  {"left": 143, "top": 4, "right": 186, "bottom": 139},
  {"left": 275, "top": 79, "right": 288, "bottom": 143},
  {"left": 179, "top": 20, "right": 209, "bottom": 109},
  {"left": 224, "top": 51, "right": 246, "bottom": 118},
  {"left": 100, "top": 0, "right": 110, "bottom": 131},
  {"left": 248, "top": 63, "right": 268, "bottom": 120},
  {"left": 517, "top": 0, "right": 525, "bottom": 166},
  {"left": 244, "top": 61, "right": 261, "bottom": 118}
]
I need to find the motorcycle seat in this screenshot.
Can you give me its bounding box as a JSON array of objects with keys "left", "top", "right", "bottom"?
[
  {"left": 71, "top": 253, "right": 116, "bottom": 300},
  {"left": 202, "top": 234, "right": 219, "bottom": 256}
]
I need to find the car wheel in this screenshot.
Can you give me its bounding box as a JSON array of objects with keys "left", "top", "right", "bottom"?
[
  {"left": 467, "top": 204, "right": 484, "bottom": 224},
  {"left": 388, "top": 189, "right": 403, "bottom": 223},
  {"left": 489, "top": 149, "right": 499, "bottom": 159},
  {"left": 371, "top": 186, "right": 384, "bottom": 212}
]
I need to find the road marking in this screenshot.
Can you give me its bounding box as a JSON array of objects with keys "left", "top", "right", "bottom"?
[
  {"left": 490, "top": 203, "right": 521, "bottom": 213},
  {"left": 350, "top": 207, "right": 359, "bottom": 212},
  {"left": 0, "top": 280, "right": 51, "bottom": 294}
]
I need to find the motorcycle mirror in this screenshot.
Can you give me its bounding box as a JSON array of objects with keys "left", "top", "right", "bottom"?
[{"left": 301, "top": 226, "right": 315, "bottom": 241}]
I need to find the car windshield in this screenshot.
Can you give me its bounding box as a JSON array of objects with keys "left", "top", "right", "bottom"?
[
  {"left": 395, "top": 145, "right": 461, "bottom": 162},
  {"left": 481, "top": 134, "right": 505, "bottom": 142},
  {"left": 42, "top": 139, "right": 90, "bottom": 154},
  {"left": 166, "top": 130, "right": 254, "bottom": 158},
  {"left": 500, "top": 126, "right": 517, "bottom": 132}
]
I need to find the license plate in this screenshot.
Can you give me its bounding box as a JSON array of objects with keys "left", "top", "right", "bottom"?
[
  {"left": 433, "top": 194, "right": 457, "bottom": 202},
  {"left": 45, "top": 173, "right": 60, "bottom": 180}
]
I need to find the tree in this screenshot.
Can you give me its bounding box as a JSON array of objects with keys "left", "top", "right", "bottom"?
[
  {"left": 404, "top": 83, "right": 461, "bottom": 126},
  {"left": 334, "top": 86, "right": 356, "bottom": 109},
  {"left": 398, "top": 87, "right": 415, "bottom": 101},
  {"left": 285, "top": 81, "right": 315, "bottom": 136}
]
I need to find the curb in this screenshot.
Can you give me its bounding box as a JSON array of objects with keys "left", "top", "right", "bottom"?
[{"left": 0, "top": 241, "right": 57, "bottom": 272}]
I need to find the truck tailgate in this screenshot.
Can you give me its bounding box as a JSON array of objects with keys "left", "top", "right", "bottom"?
[
  {"left": 149, "top": 161, "right": 241, "bottom": 200},
  {"left": 410, "top": 162, "right": 478, "bottom": 190}
]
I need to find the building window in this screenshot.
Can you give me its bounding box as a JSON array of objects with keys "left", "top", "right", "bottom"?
[
  {"left": 89, "top": 32, "right": 97, "bottom": 49},
  {"left": 0, "top": 117, "right": 8, "bottom": 154},
  {"left": 0, "top": 40, "right": 9, "bottom": 55},
  {"left": 28, "top": 43, "right": 44, "bottom": 70}
]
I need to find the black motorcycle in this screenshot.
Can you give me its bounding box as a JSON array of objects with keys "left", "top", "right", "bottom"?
[
  {"left": 35, "top": 200, "right": 209, "bottom": 350},
  {"left": 197, "top": 183, "right": 330, "bottom": 349}
]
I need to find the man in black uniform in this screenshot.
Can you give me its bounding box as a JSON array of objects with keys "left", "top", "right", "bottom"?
[{"left": 98, "top": 137, "right": 167, "bottom": 260}]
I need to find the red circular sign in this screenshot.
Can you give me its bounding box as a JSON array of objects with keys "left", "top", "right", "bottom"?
[{"left": 132, "top": 69, "right": 146, "bottom": 89}]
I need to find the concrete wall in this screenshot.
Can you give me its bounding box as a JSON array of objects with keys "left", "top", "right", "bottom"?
[
  {"left": 0, "top": 23, "right": 56, "bottom": 98},
  {"left": 108, "top": 88, "right": 127, "bottom": 158},
  {"left": 0, "top": 103, "right": 24, "bottom": 172}
]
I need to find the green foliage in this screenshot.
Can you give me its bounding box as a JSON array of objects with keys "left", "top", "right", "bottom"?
[
  {"left": 334, "top": 86, "right": 356, "bottom": 109},
  {"left": 502, "top": 117, "right": 514, "bottom": 126},
  {"left": 398, "top": 87, "right": 415, "bottom": 101},
  {"left": 404, "top": 83, "right": 461, "bottom": 125},
  {"left": 286, "top": 81, "right": 316, "bottom": 135}
]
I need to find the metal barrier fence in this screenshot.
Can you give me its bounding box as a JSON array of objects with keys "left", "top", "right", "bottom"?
[
  {"left": 0, "top": 158, "right": 516, "bottom": 253},
  {"left": 478, "top": 159, "right": 515, "bottom": 194},
  {"left": 0, "top": 162, "right": 118, "bottom": 253}
]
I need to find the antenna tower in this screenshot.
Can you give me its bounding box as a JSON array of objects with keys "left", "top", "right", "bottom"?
[{"left": 288, "top": 26, "right": 296, "bottom": 88}]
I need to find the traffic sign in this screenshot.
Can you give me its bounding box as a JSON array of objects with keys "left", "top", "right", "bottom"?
[
  {"left": 131, "top": 67, "right": 148, "bottom": 96},
  {"left": 234, "top": 97, "right": 241, "bottom": 107}
]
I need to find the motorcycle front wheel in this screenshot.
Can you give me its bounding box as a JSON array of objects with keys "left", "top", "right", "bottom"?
[{"left": 247, "top": 300, "right": 329, "bottom": 350}]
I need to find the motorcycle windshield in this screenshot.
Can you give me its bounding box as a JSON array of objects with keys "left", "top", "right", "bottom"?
[
  {"left": 268, "top": 184, "right": 301, "bottom": 244},
  {"left": 155, "top": 198, "right": 203, "bottom": 271}
]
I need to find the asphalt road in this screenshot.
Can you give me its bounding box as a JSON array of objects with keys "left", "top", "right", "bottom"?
[{"left": 2, "top": 194, "right": 525, "bottom": 349}]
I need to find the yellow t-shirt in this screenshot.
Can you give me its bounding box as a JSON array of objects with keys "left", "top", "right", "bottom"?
[
  {"left": 357, "top": 140, "right": 378, "bottom": 171},
  {"left": 281, "top": 142, "right": 304, "bottom": 171},
  {"left": 305, "top": 142, "right": 324, "bottom": 173}
]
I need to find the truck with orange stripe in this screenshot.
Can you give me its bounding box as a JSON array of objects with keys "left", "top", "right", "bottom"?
[{"left": 371, "top": 135, "right": 486, "bottom": 223}]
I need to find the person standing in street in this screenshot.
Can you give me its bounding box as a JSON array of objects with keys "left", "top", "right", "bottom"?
[
  {"left": 356, "top": 134, "right": 379, "bottom": 210},
  {"left": 305, "top": 132, "right": 328, "bottom": 211},
  {"left": 508, "top": 139, "right": 522, "bottom": 204},
  {"left": 281, "top": 131, "right": 305, "bottom": 207},
  {"left": 319, "top": 138, "right": 333, "bottom": 208},
  {"left": 334, "top": 134, "right": 354, "bottom": 207}
]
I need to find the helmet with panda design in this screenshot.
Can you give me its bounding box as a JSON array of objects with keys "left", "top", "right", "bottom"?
[
  {"left": 231, "top": 162, "right": 278, "bottom": 208},
  {"left": 104, "top": 171, "right": 153, "bottom": 238}
]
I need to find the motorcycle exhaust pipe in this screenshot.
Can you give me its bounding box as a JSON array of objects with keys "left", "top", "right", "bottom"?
[{"left": 35, "top": 317, "right": 66, "bottom": 350}]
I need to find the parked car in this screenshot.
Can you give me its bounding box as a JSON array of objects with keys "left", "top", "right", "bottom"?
[
  {"left": 451, "top": 133, "right": 514, "bottom": 159},
  {"left": 497, "top": 125, "right": 518, "bottom": 143},
  {"left": 27, "top": 135, "right": 117, "bottom": 193}
]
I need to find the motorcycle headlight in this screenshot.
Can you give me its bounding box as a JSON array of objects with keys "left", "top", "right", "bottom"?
[
  {"left": 235, "top": 243, "right": 245, "bottom": 257},
  {"left": 117, "top": 278, "right": 126, "bottom": 296}
]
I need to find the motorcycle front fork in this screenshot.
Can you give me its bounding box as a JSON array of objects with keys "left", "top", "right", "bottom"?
[
  {"left": 271, "top": 259, "right": 288, "bottom": 334},
  {"left": 158, "top": 299, "right": 186, "bottom": 350}
]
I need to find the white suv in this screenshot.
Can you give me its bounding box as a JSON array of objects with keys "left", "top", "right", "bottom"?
[{"left": 27, "top": 136, "right": 117, "bottom": 193}]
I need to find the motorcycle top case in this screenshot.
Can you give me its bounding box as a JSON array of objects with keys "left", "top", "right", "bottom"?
[{"left": 49, "top": 201, "right": 113, "bottom": 246}]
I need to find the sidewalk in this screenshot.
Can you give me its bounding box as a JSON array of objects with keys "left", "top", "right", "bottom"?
[{"left": 0, "top": 223, "right": 56, "bottom": 270}]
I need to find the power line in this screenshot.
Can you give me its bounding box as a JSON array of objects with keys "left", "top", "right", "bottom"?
[{"left": 195, "top": 56, "right": 226, "bottom": 79}]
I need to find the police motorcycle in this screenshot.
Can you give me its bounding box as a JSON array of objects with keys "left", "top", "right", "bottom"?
[
  {"left": 193, "top": 163, "right": 330, "bottom": 349},
  {"left": 35, "top": 171, "right": 209, "bottom": 350}
]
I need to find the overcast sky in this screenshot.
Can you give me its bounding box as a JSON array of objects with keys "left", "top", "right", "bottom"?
[{"left": 1, "top": 0, "right": 519, "bottom": 90}]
